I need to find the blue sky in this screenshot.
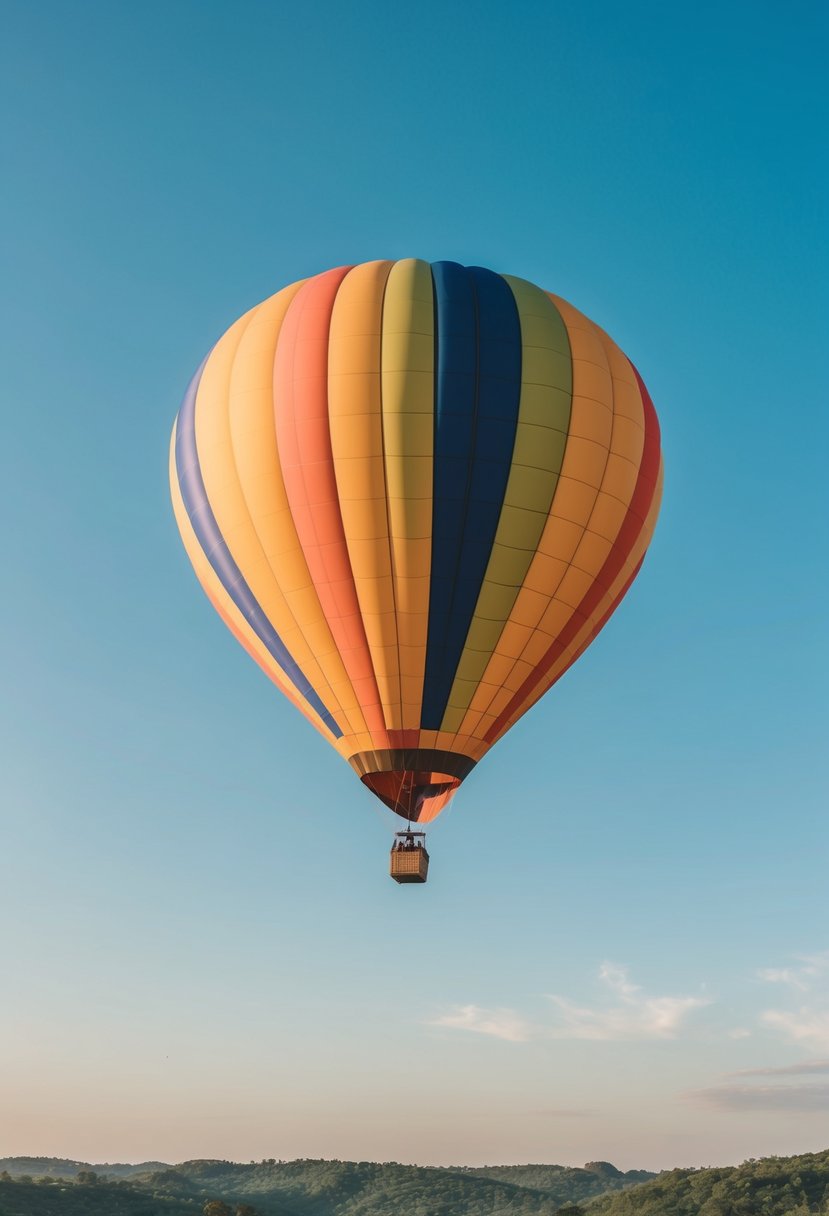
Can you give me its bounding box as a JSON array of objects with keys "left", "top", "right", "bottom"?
[{"left": 1, "top": 0, "right": 827, "bottom": 1171}]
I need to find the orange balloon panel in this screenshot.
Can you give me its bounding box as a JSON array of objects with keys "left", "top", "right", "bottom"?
[{"left": 171, "top": 261, "right": 662, "bottom": 822}]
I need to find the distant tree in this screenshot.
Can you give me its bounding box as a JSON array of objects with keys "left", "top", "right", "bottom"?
[
  {"left": 203, "top": 1202, "right": 232, "bottom": 1216},
  {"left": 235, "top": 1205, "right": 257, "bottom": 1216},
  {"left": 0, "top": 1171, "right": 11, "bottom": 1182},
  {"left": 76, "top": 1170, "right": 98, "bottom": 1185},
  {"left": 19, "top": 1175, "right": 34, "bottom": 1184}
]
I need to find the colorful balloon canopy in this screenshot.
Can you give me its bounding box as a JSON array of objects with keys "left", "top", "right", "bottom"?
[{"left": 171, "top": 260, "right": 663, "bottom": 823}]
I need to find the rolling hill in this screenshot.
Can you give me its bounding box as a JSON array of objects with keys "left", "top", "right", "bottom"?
[{"left": 1, "top": 1149, "right": 826, "bottom": 1215}]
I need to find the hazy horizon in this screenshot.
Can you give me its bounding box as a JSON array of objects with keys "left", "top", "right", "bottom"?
[{"left": 1, "top": 1143, "right": 826, "bottom": 1173}]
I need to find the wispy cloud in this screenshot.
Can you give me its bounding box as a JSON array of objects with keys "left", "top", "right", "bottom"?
[
  {"left": 430, "top": 964, "right": 710, "bottom": 1044},
  {"left": 757, "top": 951, "right": 829, "bottom": 1052},
  {"left": 760, "top": 1009, "right": 829, "bottom": 1052},
  {"left": 687, "top": 1083, "right": 829, "bottom": 1113},
  {"left": 682, "top": 953, "right": 829, "bottom": 1119},
  {"left": 429, "top": 1004, "right": 534, "bottom": 1042},
  {"left": 757, "top": 952, "right": 829, "bottom": 993},
  {"left": 757, "top": 968, "right": 811, "bottom": 991},
  {"left": 545, "top": 963, "right": 710, "bottom": 1041},
  {"left": 687, "top": 1052, "right": 829, "bottom": 1115},
  {"left": 729, "top": 1058, "right": 829, "bottom": 1078}
]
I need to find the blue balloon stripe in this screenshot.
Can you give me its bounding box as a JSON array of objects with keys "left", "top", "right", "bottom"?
[
  {"left": 174, "top": 358, "right": 344, "bottom": 739},
  {"left": 421, "top": 264, "right": 523, "bottom": 729}
]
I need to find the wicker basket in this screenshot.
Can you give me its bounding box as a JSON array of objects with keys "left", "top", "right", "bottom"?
[{"left": 390, "top": 844, "right": 429, "bottom": 883}]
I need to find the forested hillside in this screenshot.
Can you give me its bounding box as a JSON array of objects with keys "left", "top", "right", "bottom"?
[
  {"left": 0, "top": 1157, "right": 648, "bottom": 1216},
  {"left": 0, "top": 1162, "right": 167, "bottom": 1181},
  {"left": 1, "top": 1149, "right": 826, "bottom": 1215},
  {"left": 143, "top": 1157, "right": 562, "bottom": 1214},
  {"left": 0, "top": 1175, "right": 202, "bottom": 1216},
  {"left": 588, "top": 1149, "right": 829, "bottom": 1215},
  {"left": 463, "top": 1160, "right": 654, "bottom": 1202}
]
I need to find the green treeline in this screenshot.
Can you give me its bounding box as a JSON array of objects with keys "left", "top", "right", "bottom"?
[
  {"left": 461, "top": 1160, "right": 655, "bottom": 1204},
  {"left": 588, "top": 1150, "right": 829, "bottom": 1215},
  {"left": 0, "top": 1158, "right": 647, "bottom": 1216},
  {"left": 0, "top": 1174, "right": 203, "bottom": 1216},
  {"left": 0, "top": 1149, "right": 826, "bottom": 1216}
]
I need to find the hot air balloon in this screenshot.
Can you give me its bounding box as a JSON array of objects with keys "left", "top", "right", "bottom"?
[{"left": 170, "top": 260, "right": 663, "bottom": 882}]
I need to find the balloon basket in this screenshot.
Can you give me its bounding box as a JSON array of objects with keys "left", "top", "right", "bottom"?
[{"left": 390, "top": 831, "right": 429, "bottom": 884}]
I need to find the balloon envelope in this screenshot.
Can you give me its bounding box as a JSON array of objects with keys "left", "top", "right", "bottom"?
[{"left": 171, "top": 260, "right": 663, "bottom": 822}]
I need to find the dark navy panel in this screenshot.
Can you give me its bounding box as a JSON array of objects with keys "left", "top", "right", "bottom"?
[
  {"left": 421, "top": 264, "right": 522, "bottom": 729},
  {"left": 174, "top": 359, "right": 343, "bottom": 738}
]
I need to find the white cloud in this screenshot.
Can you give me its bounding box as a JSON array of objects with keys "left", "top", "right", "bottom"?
[
  {"left": 756, "top": 951, "right": 829, "bottom": 1052},
  {"left": 757, "top": 952, "right": 829, "bottom": 993},
  {"left": 598, "top": 961, "right": 641, "bottom": 999},
  {"left": 430, "top": 964, "right": 709, "bottom": 1044},
  {"left": 546, "top": 963, "right": 710, "bottom": 1041},
  {"left": 757, "top": 968, "right": 811, "bottom": 991},
  {"left": 760, "top": 1009, "right": 829, "bottom": 1052},
  {"left": 429, "top": 1004, "right": 534, "bottom": 1042},
  {"left": 801, "top": 951, "right": 829, "bottom": 972}
]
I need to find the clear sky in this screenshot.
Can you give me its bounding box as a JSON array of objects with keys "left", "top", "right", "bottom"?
[{"left": 1, "top": 0, "right": 827, "bottom": 1173}]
